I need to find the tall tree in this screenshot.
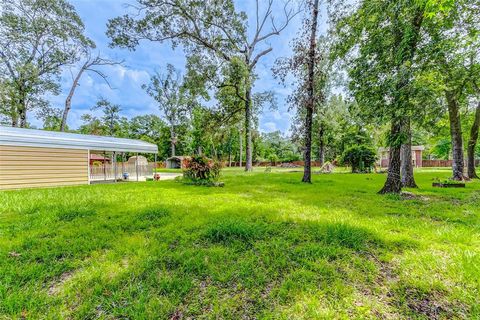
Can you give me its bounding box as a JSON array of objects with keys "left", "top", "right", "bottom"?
[
  {"left": 420, "top": 0, "right": 479, "bottom": 180},
  {"left": 400, "top": 117, "right": 417, "bottom": 188},
  {"left": 143, "top": 64, "right": 189, "bottom": 157},
  {"left": 0, "top": 0, "right": 93, "bottom": 127},
  {"left": 467, "top": 103, "right": 480, "bottom": 179},
  {"left": 302, "top": 0, "right": 320, "bottom": 183},
  {"left": 335, "top": 0, "right": 429, "bottom": 193},
  {"left": 107, "top": 0, "right": 297, "bottom": 171},
  {"left": 91, "top": 98, "right": 122, "bottom": 136},
  {"left": 467, "top": 85, "right": 480, "bottom": 179},
  {"left": 61, "top": 50, "right": 123, "bottom": 132},
  {"left": 274, "top": 24, "right": 332, "bottom": 183}
]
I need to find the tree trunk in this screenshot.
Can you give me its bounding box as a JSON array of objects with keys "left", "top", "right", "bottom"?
[
  {"left": 18, "top": 94, "right": 27, "bottom": 128},
  {"left": 245, "top": 85, "right": 253, "bottom": 172},
  {"left": 318, "top": 125, "right": 325, "bottom": 167},
  {"left": 400, "top": 117, "right": 417, "bottom": 188},
  {"left": 380, "top": 6, "right": 425, "bottom": 194},
  {"left": 170, "top": 126, "right": 176, "bottom": 157},
  {"left": 467, "top": 101, "right": 480, "bottom": 179},
  {"left": 303, "top": 105, "right": 313, "bottom": 183},
  {"left": 239, "top": 129, "right": 243, "bottom": 168},
  {"left": 11, "top": 114, "right": 18, "bottom": 127},
  {"left": 302, "top": 0, "right": 320, "bottom": 183},
  {"left": 379, "top": 119, "right": 403, "bottom": 194},
  {"left": 446, "top": 91, "right": 465, "bottom": 181},
  {"left": 61, "top": 63, "right": 87, "bottom": 132}
]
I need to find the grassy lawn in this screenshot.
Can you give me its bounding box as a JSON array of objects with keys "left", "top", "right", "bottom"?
[{"left": 0, "top": 169, "right": 479, "bottom": 319}]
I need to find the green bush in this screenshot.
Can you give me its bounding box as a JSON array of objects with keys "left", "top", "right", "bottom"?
[
  {"left": 182, "top": 155, "right": 222, "bottom": 186},
  {"left": 340, "top": 145, "right": 377, "bottom": 173}
]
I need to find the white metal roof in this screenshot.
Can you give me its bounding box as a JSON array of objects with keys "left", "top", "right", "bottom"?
[{"left": 0, "top": 126, "right": 158, "bottom": 153}]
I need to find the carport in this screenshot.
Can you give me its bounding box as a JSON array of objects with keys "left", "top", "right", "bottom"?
[{"left": 0, "top": 126, "right": 158, "bottom": 190}]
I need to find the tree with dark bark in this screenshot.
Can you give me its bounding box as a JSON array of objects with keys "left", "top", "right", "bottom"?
[
  {"left": 335, "top": 0, "right": 428, "bottom": 194},
  {"left": 467, "top": 94, "right": 480, "bottom": 179},
  {"left": 107, "top": 0, "right": 297, "bottom": 172},
  {"left": 401, "top": 118, "right": 418, "bottom": 188},
  {"left": 273, "top": 2, "right": 333, "bottom": 183},
  {"left": 420, "top": 1, "right": 480, "bottom": 181},
  {"left": 302, "top": 0, "right": 320, "bottom": 183}
]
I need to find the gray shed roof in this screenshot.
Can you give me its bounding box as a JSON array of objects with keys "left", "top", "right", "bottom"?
[{"left": 0, "top": 126, "right": 158, "bottom": 153}]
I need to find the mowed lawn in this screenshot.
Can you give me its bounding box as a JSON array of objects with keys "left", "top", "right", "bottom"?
[{"left": 0, "top": 169, "right": 479, "bottom": 319}]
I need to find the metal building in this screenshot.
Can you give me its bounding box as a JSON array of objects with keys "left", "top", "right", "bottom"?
[{"left": 0, "top": 126, "right": 158, "bottom": 190}]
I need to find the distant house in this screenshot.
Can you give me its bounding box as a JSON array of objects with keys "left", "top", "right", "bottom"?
[
  {"left": 378, "top": 146, "right": 424, "bottom": 168},
  {"left": 89, "top": 154, "right": 111, "bottom": 165},
  {"left": 166, "top": 156, "right": 189, "bottom": 169}
]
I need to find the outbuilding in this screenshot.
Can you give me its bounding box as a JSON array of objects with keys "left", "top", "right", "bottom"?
[
  {"left": 378, "top": 145, "right": 425, "bottom": 168},
  {"left": 0, "top": 126, "right": 158, "bottom": 190},
  {"left": 166, "top": 156, "right": 189, "bottom": 169}
]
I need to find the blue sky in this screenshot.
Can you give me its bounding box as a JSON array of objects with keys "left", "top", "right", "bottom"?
[{"left": 42, "top": 0, "right": 328, "bottom": 133}]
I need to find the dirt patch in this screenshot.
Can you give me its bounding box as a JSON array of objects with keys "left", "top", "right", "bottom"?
[
  {"left": 48, "top": 270, "right": 75, "bottom": 295},
  {"left": 402, "top": 288, "right": 465, "bottom": 320},
  {"left": 170, "top": 309, "right": 183, "bottom": 320},
  {"left": 407, "top": 295, "right": 447, "bottom": 319}
]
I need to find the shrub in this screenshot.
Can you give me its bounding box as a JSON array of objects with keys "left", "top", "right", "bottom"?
[
  {"left": 341, "top": 145, "right": 377, "bottom": 173},
  {"left": 182, "top": 156, "right": 222, "bottom": 186}
]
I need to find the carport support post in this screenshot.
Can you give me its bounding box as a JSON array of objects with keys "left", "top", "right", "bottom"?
[
  {"left": 122, "top": 153, "right": 125, "bottom": 177},
  {"left": 135, "top": 153, "right": 139, "bottom": 182},
  {"left": 113, "top": 151, "right": 117, "bottom": 183},
  {"left": 154, "top": 154, "right": 157, "bottom": 178},
  {"left": 103, "top": 151, "right": 107, "bottom": 181}
]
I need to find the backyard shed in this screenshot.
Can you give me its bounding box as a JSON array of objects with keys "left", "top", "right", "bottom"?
[
  {"left": 378, "top": 146, "right": 425, "bottom": 168},
  {"left": 128, "top": 155, "right": 148, "bottom": 166},
  {"left": 166, "top": 156, "right": 189, "bottom": 169},
  {"left": 0, "top": 126, "right": 158, "bottom": 190}
]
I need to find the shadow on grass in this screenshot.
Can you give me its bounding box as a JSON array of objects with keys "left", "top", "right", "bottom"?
[{"left": 0, "top": 175, "right": 474, "bottom": 319}]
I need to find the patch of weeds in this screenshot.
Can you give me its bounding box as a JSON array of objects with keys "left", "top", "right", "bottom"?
[
  {"left": 466, "top": 190, "right": 480, "bottom": 204},
  {"left": 157, "top": 274, "right": 193, "bottom": 296},
  {"left": 119, "top": 207, "right": 171, "bottom": 232},
  {"left": 314, "top": 223, "right": 382, "bottom": 251},
  {"left": 385, "top": 193, "right": 403, "bottom": 201},
  {"left": 57, "top": 207, "right": 96, "bottom": 221},
  {"left": 203, "top": 219, "right": 265, "bottom": 244},
  {"left": 385, "top": 237, "right": 418, "bottom": 253},
  {"left": 21, "top": 204, "right": 42, "bottom": 215},
  {"left": 137, "top": 207, "right": 170, "bottom": 221}
]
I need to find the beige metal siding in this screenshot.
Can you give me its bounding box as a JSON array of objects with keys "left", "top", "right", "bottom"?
[{"left": 0, "top": 145, "right": 88, "bottom": 190}]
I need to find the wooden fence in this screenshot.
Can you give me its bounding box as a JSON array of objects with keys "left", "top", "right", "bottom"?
[
  {"left": 225, "top": 161, "right": 324, "bottom": 167},
  {"left": 422, "top": 159, "right": 479, "bottom": 167}
]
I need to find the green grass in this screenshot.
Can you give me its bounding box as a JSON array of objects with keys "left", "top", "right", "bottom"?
[
  {"left": 154, "top": 168, "right": 183, "bottom": 173},
  {"left": 0, "top": 169, "right": 479, "bottom": 319}
]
